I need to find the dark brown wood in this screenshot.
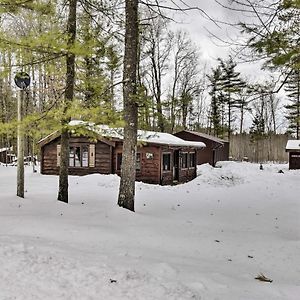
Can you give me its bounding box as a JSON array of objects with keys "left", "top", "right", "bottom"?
[
  {"left": 40, "top": 135, "right": 198, "bottom": 185},
  {"left": 0, "top": 149, "right": 14, "bottom": 164},
  {"left": 289, "top": 152, "right": 300, "bottom": 169},
  {"left": 175, "top": 130, "right": 229, "bottom": 167}
]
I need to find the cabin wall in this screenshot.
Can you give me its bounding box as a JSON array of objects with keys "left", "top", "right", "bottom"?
[
  {"left": 41, "top": 136, "right": 197, "bottom": 185},
  {"left": 178, "top": 166, "right": 196, "bottom": 183},
  {"left": 113, "top": 142, "right": 161, "bottom": 184},
  {"left": 174, "top": 131, "right": 229, "bottom": 166},
  {"left": 41, "top": 136, "right": 112, "bottom": 176},
  {"left": 41, "top": 139, "right": 58, "bottom": 175},
  {"left": 0, "top": 151, "right": 8, "bottom": 163},
  {"left": 289, "top": 152, "right": 300, "bottom": 169},
  {"left": 160, "top": 147, "right": 197, "bottom": 185}
]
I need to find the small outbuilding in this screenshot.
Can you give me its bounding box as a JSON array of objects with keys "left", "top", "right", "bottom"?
[
  {"left": 174, "top": 130, "right": 229, "bottom": 167},
  {"left": 285, "top": 140, "right": 300, "bottom": 169},
  {"left": 38, "top": 122, "right": 206, "bottom": 185},
  {"left": 0, "top": 147, "right": 15, "bottom": 164}
]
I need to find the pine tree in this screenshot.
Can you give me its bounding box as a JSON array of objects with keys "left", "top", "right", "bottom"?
[
  {"left": 284, "top": 70, "right": 300, "bottom": 138},
  {"left": 207, "top": 66, "right": 223, "bottom": 137},
  {"left": 57, "top": 0, "right": 77, "bottom": 204},
  {"left": 218, "top": 57, "right": 246, "bottom": 139}
]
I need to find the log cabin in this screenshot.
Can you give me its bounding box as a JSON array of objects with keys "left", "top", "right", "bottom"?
[
  {"left": 38, "top": 121, "right": 206, "bottom": 185},
  {"left": 285, "top": 140, "right": 300, "bottom": 169},
  {"left": 0, "top": 147, "right": 15, "bottom": 164},
  {"left": 174, "top": 130, "right": 229, "bottom": 167}
]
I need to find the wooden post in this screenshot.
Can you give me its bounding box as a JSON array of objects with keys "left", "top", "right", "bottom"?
[{"left": 17, "top": 89, "right": 24, "bottom": 198}]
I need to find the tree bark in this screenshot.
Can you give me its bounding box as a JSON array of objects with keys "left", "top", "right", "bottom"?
[
  {"left": 17, "top": 89, "right": 24, "bottom": 198},
  {"left": 117, "top": 0, "right": 139, "bottom": 212},
  {"left": 57, "top": 0, "right": 77, "bottom": 203}
]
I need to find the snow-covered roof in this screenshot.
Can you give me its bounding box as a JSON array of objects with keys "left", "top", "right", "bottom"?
[
  {"left": 286, "top": 140, "right": 300, "bottom": 151},
  {"left": 69, "top": 120, "right": 206, "bottom": 148},
  {"left": 177, "top": 130, "right": 227, "bottom": 144},
  {"left": 0, "top": 147, "right": 12, "bottom": 153}
]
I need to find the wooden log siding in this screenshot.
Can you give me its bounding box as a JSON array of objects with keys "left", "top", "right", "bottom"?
[
  {"left": 179, "top": 150, "right": 197, "bottom": 184},
  {"left": 160, "top": 148, "right": 197, "bottom": 185},
  {"left": 289, "top": 152, "right": 300, "bottom": 169},
  {"left": 41, "top": 139, "right": 59, "bottom": 175},
  {"left": 40, "top": 134, "right": 198, "bottom": 184},
  {"left": 114, "top": 143, "right": 161, "bottom": 184},
  {"left": 41, "top": 137, "right": 112, "bottom": 176}
]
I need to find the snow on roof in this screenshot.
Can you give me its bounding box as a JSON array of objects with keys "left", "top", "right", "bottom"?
[
  {"left": 0, "top": 147, "right": 12, "bottom": 153},
  {"left": 69, "top": 120, "right": 206, "bottom": 148},
  {"left": 286, "top": 140, "right": 300, "bottom": 150},
  {"left": 180, "top": 130, "right": 227, "bottom": 144}
]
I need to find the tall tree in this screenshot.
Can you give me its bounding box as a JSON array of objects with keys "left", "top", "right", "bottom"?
[
  {"left": 118, "top": 0, "right": 139, "bottom": 212},
  {"left": 168, "top": 30, "right": 199, "bottom": 133},
  {"left": 207, "top": 66, "right": 223, "bottom": 137},
  {"left": 57, "top": 0, "right": 77, "bottom": 203},
  {"left": 284, "top": 70, "right": 300, "bottom": 138},
  {"left": 218, "top": 56, "right": 246, "bottom": 139},
  {"left": 226, "top": 0, "right": 300, "bottom": 92},
  {"left": 140, "top": 13, "right": 171, "bottom": 132}
]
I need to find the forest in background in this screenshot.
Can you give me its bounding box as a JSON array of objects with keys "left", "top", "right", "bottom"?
[{"left": 0, "top": 1, "right": 299, "bottom": 167}]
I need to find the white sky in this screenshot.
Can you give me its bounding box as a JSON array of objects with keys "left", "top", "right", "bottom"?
[
  {"left": 168, "top": 0, "right": 289, "bottom": 132},
  {"left": 171, "top": 0, "right": 269, "bottom": 80}
]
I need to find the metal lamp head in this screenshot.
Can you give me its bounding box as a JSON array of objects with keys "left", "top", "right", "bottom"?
[{"left": 14, "top": 72, "right": 30, "bottom": 89}]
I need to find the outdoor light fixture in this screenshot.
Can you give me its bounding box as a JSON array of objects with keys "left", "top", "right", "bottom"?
[{"left": 14, "top": 71, "right": 30, "bottom": 89}]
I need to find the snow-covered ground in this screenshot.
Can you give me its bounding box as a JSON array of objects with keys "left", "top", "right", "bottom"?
[{"left": 0, "top": 162, "right": 299, "bottom": 300}]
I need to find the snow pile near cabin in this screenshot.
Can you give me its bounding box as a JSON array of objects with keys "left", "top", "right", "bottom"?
[{"left": 0, "top": 162, "right": 299, "bottom": 300}]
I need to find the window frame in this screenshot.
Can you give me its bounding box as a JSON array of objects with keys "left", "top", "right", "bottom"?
[
  {"left": 181, "top": 152, "right": 188, "bottom": 169},
  {"left": 189, "top": 152, "right": 196, "bottom": 168},
  {"left": 136, "top": 152, "right": 141, "bottom": 171},
  {"left": 162, "top": 152, "right": 171, "bottom": 172},
  {"left": 68, "top": 144, "right": 89, "bottom": 168}
]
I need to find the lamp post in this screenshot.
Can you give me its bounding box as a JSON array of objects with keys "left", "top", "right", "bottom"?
[{"left": 14, "top": 72, "right": 30, "bottom": 198}]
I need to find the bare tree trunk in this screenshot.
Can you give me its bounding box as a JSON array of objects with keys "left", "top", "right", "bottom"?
[
  {"left": 118, "top": 0, "right": 139, "bottom": 212},
  {"left": 57, "top": 0, "right": 77, "bottom": 203},
  {"left": 58, "top": 127, "right": 69, "bottom": 202},
  {"left": 17, "top": 89, "right": 24, "bottom": 198}
]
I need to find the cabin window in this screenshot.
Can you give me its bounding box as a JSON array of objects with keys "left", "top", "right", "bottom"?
[
  {"left": 136, "top": 153, "right": 141, "bottom": 171},
  {"left": 57, "top": 145, "right": 61, "bottom": 166},
  {"left": 162, "top": 153, "right": 171, "bottom": 171},
  {"left": 189, "top": 152, "right": 196, "bottom": 167},
  {"left": 69, "top": 145, "right": 90, "bottom": 168},
  {"left": 82, "top": 146, "right": 89, "bottom": 167},
  {"left": 116, "top": 153, "right": 141, "bottom": 171},
  {"left": 181, "top": 152, "right": 188, "bottom": 169},
  {"left": 75, "top": 147, "right": 81, "bottom": 167},
  {"left": 69, "top": 147, "right": 75, "bottom": 167}
]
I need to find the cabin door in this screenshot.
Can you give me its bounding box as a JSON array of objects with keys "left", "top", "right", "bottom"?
[{"left": 173, "top": 150, "right": 179, "bottom": 181}]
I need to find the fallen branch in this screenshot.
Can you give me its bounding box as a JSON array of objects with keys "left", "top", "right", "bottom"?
[{"left": 255, "top": 273, "right": 273, "bottom": 283}]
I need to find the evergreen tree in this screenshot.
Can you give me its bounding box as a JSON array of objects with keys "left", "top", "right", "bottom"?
[
  {"left": 207, "top": 66, "right": 223, "bottom": 137},
  {"left": 57, "top": 0, "right": 77, "bottom": 204},
  {"left": 284, "top": 69, "right": 300, "bottom": 138},
  {"left": 218, "top": 56, "right": 246, "bottom": 139}
]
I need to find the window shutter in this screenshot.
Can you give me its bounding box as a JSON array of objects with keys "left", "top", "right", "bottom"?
[
  {"left": 57, "top": 145, "right": 61, "bottom": 166},
  {"left": 89, "top": 144, "right": 95, "bottom": 167}
]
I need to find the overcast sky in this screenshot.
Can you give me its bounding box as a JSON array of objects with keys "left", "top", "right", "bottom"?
[
  {"left": 171, "top": 0, "right": 269, "bottom": 81},
  {"left": 169, "top": 1, "right": 288, "bottom": 131}
]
